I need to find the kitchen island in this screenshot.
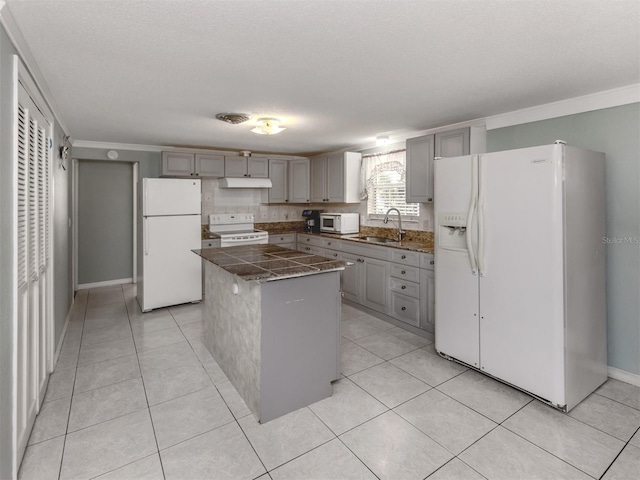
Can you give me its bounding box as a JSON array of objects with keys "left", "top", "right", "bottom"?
[{"left": 193, "top": 244, "right": 345, "bottom": 423}]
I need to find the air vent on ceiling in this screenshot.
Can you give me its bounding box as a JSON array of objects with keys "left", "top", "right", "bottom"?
[{"left": 215, "top": 113, "right": 251, "bottom": 124}]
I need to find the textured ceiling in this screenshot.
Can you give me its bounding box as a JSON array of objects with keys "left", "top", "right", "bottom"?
[{"left": 4, "top": 0, "right": 639, "bottom": 155}]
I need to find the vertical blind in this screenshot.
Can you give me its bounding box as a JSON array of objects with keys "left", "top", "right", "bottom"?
[{"left": 363, "top": 149, "right": 419, "bottom": 216}]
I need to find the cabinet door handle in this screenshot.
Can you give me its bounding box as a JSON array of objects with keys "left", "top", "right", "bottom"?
[
  {"left": 401, "top": 306, "right": 407, "bottom": 311},
  {"left": 307, "top": 238, "right": 310, "bottom": 242},
  {"left": 401, "top": 285, "right": 406, "bottom": 289},
  {"left": 401, "top": 255, "right": 406, "bottom": 259},
  {"left": 333, "top": 253, "right": 338, "bottom": 257},
  {"left": 357, "top": 258, "right": 364, "bottom": 263},
  {"left": 401, "top": 270, "right": 406, "bottom": 274},
  {"left": 430, "top": 260, "right": 435, "bottom": 265},
  {"left": 327, "top": 242, "right": 331, "bottom": 245},
  {"left": 305, "top": 247, "right": 311, "bottom": 251}
]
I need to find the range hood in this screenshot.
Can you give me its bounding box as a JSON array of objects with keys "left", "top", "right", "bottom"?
[{"left": 219, "top": 177, "right": 272, "bottom": 188}]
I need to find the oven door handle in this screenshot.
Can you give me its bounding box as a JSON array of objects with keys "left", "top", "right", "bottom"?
[{"left": 221, "top": 235, "right": 268, "bottom": 247}]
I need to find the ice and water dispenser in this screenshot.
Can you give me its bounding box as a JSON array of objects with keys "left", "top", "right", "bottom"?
[{"left": 438, "top": 212, "right": 468, "bottom": 250}]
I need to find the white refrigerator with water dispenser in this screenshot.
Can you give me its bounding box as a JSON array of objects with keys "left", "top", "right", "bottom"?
[
  {"left": 433, "top": 141, "right": 607, "bottom": 411},
  {"left": 137, "top": 178, "right": 202, "bottom": 312}
]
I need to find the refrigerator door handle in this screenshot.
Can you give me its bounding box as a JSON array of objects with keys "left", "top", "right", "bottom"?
[
  {"left": 144, "top": 217, "right": 149, "bottom": 256},
  {"left": 466, "top": 155, "right": 479, "bottom": 275},
  {"left": 477, "top": 155, "right": 486, "bottom": 276}
]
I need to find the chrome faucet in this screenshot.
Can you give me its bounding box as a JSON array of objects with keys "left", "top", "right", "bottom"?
[{"left": 383, "top": 208, "right": 405, "bottom": 242}]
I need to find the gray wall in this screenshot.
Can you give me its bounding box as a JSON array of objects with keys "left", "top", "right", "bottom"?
[
  {"left": 72, "top": 147, "right": 161, "bottom": 286},
  {"left": 487, "top": 103, "right": 640, "bottom": 375},
  {"left": 0, "top": 22, "right": 73, "bottom": 479},
  {"left": 78, "top": 160, "right": 134, "bottom": 285}
]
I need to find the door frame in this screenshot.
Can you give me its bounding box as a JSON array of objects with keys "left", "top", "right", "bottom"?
[{"left": 72, "top": 159, "right": 138, "bottom": 290}]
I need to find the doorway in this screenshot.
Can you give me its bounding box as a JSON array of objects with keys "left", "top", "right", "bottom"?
[{"left": 76, "top": 160, "right": 135, "bottom": 288}]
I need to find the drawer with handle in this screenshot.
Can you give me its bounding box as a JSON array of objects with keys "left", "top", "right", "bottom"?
[
  {"left": 389, "top": 249, "right": 420, "bottom": 266},
  {"left": 389, "top": 292, "right": 420, "bottom": 327},
  {"left": 389, "top": 277, "right": 419, "bottom": 299},
  {"left": 388, "top": 263, "right": 419, "bottom": 283}
]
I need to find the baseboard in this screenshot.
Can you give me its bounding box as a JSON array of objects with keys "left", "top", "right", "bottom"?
[
  {"left": 608, "top": 366, "right": 640, "bottom": 387},
  {"left": 52, "top": 299, "right": 75, "bottom": 370},
  {"left": 77, "top": 278, "right": 133, "bottom": 290}
]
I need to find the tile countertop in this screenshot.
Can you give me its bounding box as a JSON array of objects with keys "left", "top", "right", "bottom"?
[{"left": 193, "top": 244, "right": 346, "bottom": 282}]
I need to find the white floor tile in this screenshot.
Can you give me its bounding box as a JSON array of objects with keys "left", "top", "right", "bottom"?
[
  {"left": 43, "top": 367, "right": 75, "bottom": 403},
  {"left": 133, "top": 324, "right": 186, "bottom": 352},
  {"left": 142, "top": 363, "right": 212, "bottom": 406},
  {"left": 569, "top": 392, "right": 640, "bottom": 441},
  {"left": 427, "top": 458, "right": 486, "bottom": 480},
  {"left": 350, "top": 362, "right": 430, "bottom": 408},
  {"left": 239, "top": 407, "right": 335, "bottom": 470},
  {"left": 74, "top": 353, "right": 141, "bottom": 394},
  {"left": 341, "top": 340, "right": 384, "bottom": 376},
  {"left": 60, "top": 409, "right": 157, "bottom": 480},
  {"left": 27, "top": 396, "right": 71, "bottom": 445},
  {"left": 308, "top": 378, "right": 387, "bottom": 435},
  {"left": 137, "top": 340, "right": 201, "bottom": 375},
  {"left": 596, "top": 378, "right": 640, "bottom": 410},
  {"left": 601, "top": 444, "right": 640, "bottom": 480},
  {"left": 270, "top": 438, "right": 376, "bottom": 480},
  {"left": 18, "top": 436, "right": 64, "bottom": 480},
  {"left": 395, "top": 389, "right": 496, "bottom": 455},
  {"left": 161, "top": 422, "right": 266, "bottom": 480},
  {"left": 68, "top": 377, "right": 147, "bottom": 432},
  {"left": 389, "top": 347, "right": 467, "bottom": 387},
  {"left": 460, "top": 426, "right": 591, "bottom": 480},
  {"left": 217, "top": 381, "right": 252, "bottom": 419},
  {"left": 354, "top": 331, "right": 419, "bottom": 360},
  {"left": 77, "top": 335, "right": 136, "bottom": 366},
  {"left": 436, "top": 369, "right": 532, "bottom": 423},
  {"left": 503, "top": 401, "right": 625, "bottom": 478},
  {"left": 94, "top": 453, "right": 164, "bottom": 480},
  {"left": 150, "top": 386, "right": 234, "bottom": 449},
  {"left": 340, "top": 411, "right": 453, "bottom": 480}
]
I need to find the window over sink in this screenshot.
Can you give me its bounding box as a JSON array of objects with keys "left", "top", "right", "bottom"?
[{"left": 363, "top": 148, "right": 420, "bottom": 219}]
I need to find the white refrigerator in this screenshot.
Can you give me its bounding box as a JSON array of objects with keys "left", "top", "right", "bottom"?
[
  {"left": 433, "top": 141, "right": 607, "bottom": 411},
  {"left": 137, "top": 178, "right": 202, "bottom": 312}
]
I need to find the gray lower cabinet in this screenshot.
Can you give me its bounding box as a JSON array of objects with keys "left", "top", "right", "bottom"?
[
  {"left": 339, "top": 252, "right": 360, "bottom": 303},
  {"left": 419, "top": 254, "right": 435, "bottom": 333},
  {"left": 296, "top": 234, "right": 435, "bottom": 333},
  {"left": 269, "top": 233, "right": 296, "bottom": 249},
  {"left": 361, "top": 258, "right": 388, "bottom": 313}
]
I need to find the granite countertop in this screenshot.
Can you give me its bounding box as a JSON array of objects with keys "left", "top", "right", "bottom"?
[
  {"left": 193, "top": 244, "right": 346, "bottom": 282},
  {"left": 201, "top": 223, "right": 434, "bottom": 253}
]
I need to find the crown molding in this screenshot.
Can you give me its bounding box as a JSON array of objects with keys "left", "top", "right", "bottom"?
[
  {"left": 486, "top": 84, "right": 640, "bottom": 130},
  {"left": 0, "top": 3, "right": 69, "bottom": 134}
]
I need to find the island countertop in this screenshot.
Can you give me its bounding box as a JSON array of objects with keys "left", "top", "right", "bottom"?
[{"left": 193, "top": 244, "right": 346, "bottom": 282}]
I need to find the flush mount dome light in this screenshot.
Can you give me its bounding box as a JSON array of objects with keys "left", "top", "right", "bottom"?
[
  {"left": 376, "top": 135, "right": 390, "bottom": 146},
  {"left": 251, "top": 118, "right": 286, "bottom": 135},
  {"left": 215, "top": 113, "right": 251, "bottom": 124}
]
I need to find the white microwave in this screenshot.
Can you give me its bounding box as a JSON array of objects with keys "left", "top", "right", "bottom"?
[{"left": 320, "top": 213, "right": 360, "bottom": 234}]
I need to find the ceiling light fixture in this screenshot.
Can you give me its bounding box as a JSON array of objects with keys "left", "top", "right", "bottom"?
[
  {"left": 376, "top": 135, "right": 390, "bottom": 146},
  {"left": 251, "top": 118, "right": 286, "bottom": 135}
]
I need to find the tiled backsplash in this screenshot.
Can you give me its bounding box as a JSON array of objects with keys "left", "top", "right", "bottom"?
[{"left": 201, "top": 178, "right": 433, "bottom": 232}]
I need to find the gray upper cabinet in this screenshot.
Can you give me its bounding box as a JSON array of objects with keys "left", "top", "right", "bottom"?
[
  {"left": 268, "top": 158, "right": 310, "bottom": 204},
  {"left": 224, "top": 156, "right": 269, "bottom": 178},
  {"left": 162, "top": 152, "right": 194, "bottom": 177},
  {"left": 162, "top": 152, "right": 225, "bottom": 177},
  {"left": 406, "top": 127, "right": 469, "bottom": 203},
  {"left": 435, "top": 128, "right": 470, "bottom": 158},
  {"left": 406, "top": 135, "right": 435, "bottom": 203},
  {"left": 195, "top": 154, "right": 225, "bottom": 177},
  {"left": 288, "top": 159, "right": 310, "bottom": 203},
  {"left": 310, "top": 152, "right": 361, "bottom": 203},
  {"left": 268, "top": 159, "right": 288, "bottom": 203}
]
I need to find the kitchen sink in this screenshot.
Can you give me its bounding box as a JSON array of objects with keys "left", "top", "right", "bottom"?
[{"left": 360, "top": 236, "right": 398, "bottom": 244}]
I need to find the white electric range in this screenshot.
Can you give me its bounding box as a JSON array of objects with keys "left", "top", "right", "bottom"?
[{"left": 208, "top": 213, "right": 268, "bottom": 247}]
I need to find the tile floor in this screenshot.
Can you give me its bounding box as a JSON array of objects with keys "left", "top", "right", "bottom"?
[{"left": 19, "top": 284, "right": 640, "bottom": 480}]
